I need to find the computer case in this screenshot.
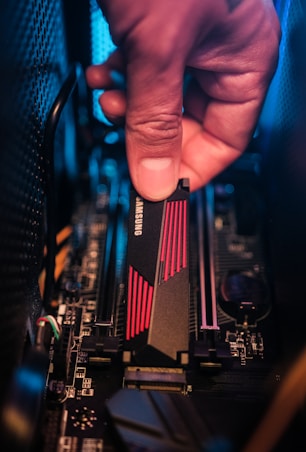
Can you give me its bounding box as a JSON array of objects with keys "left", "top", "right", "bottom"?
[{"left": 0, "top": 1, "right": 305, "bottom": 450}]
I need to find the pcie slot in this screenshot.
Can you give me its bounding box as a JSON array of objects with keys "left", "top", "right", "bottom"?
[{"left": 197, "top": 185, "right": 219, "bottom": 332}]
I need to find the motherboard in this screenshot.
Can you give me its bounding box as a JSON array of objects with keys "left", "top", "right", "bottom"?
[{"left": 2, "top": 155, "right": 279, "bottom": 451}]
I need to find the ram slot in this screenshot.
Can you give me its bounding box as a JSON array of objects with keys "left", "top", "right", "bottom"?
[
  {"left": 95, "top": 177, "right": 129, "bottom": 336},
  {"left": 95, "top": 164, "right": 119, "bottom": 327},
  {"left": 197, "top": 185, "right": 219, "bottom": 332}
]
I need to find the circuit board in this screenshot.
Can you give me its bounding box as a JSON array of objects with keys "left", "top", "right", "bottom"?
[{"left": 19, "top": 153, "right": 277, "bottom": 452}]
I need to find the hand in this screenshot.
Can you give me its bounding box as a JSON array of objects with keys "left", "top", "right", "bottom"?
[{"left": 86, "top": 0, "right": 280, "bottom": 201}]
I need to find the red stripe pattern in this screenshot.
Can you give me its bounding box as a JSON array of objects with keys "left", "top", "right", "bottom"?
[
  {"left": 126, "top": 265, "right": 153, "bottom": 340},
  {"left": 160, "top": 200, "right": 187, "bottom": 282},
  {"left": 126, "top": 200, "right": 187, "bottom": 340}
]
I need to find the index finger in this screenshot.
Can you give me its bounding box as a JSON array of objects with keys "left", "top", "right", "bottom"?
[{"left": 180, "top": 73, "right": 272, "bottom": 190}]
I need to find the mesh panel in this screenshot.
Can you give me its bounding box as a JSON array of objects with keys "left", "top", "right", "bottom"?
[
  {"left": 260, "top": 0, "right": 305, "bottom": 149},
  {"left": 0, "top": 0, "right": 69, "bottom": 402}
]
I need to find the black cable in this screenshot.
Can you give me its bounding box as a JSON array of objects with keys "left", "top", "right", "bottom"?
[{"left": 43, "top": 63, "right": 82, "bottom": 309}]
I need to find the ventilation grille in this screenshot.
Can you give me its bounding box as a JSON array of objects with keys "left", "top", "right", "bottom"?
[{"left": 0, "top": 0, "right": 69, "bottom": 402}]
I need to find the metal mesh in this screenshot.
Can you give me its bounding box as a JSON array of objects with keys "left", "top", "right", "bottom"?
[
  {"left": 260, "top": 0, "right": 306, "bottom": 150},
  {"left": 0, "top": 0, "right": 69, "bottom": 402}
]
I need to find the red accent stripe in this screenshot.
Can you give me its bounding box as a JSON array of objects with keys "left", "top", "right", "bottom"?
[
  {"left": 159, "top": 200, "right": 187, "bottom": 282},
  {"left": 126, "top": 267, "right": 154, "bottom": 339},
  {"left": 141, "top": 280, "right": 148, "bottom": 332},
  {"left": 131, "top": 270, "right": 138, "bottom": 337},
  {"left": 171, "top": 201, "right": 179, "bottom": 277},
  {"left": 164, "top": 202, "right": 174, "bottom": 281},
  {"left": 177, "top": 201, "right": 182, "bottom": 273},
  {"left": 136, "top": 275, "right": 143, "bottom": 335},
  {"left": 126, "top": 266, "right": 133, "bottom": 340},
  {"left": 182, "top": 200, "right": 187, "bottom": 268}
]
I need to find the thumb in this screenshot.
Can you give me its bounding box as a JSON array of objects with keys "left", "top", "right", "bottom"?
[{"left": 124, "top": 52, "right": 183, "bottom": 201}]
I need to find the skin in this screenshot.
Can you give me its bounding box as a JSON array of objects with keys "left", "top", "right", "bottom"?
[{"left": 86, "top": 0, "right": 280, "bottom": 201}]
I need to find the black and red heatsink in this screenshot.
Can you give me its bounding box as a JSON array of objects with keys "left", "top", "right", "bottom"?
[{"left": 125, "top": 179, "right": 190, "bottom": 366}]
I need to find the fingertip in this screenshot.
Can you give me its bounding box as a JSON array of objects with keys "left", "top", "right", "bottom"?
[
  {"left": 133, "top": 183, "right": 178, "bottom": 202},
  {"left": 85, "top": 65, "right": 98, "bottom": 86},
  {"left": 85, "top": 64, "right": 112, "bottom": 88},
  {"left": 132, "top": 157, "right": 179, "bottom": 202},
  {"left": 99, "top": 89, "right": 127, "bottom": 120}
]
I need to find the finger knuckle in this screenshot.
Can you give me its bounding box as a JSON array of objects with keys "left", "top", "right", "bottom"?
[{"left": 127, "top": 113, "right": 181, "bottom": 146}]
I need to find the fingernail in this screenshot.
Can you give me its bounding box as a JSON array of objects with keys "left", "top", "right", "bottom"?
[{"left": 137, "top": 157, "right": 177, "bottom": 201}]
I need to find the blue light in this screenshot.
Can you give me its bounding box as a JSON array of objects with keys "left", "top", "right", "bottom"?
[
  {"left": 224, "top": 184, "right": 234, "bottom": 195},
  {"left": 104, "top": 130, "right": 120, "bottom": 145},
  {"left": 16, "top": 367, "right": 45, "bottom": 393},
  {"left": 63, "top": 103, "right": 78, "bottom": 180},
  {"left": 258, "top": 0, "right": 298, "bottom": 148},
  {"left": 90, "top": 0, "right": 116, "bottom": 123}
]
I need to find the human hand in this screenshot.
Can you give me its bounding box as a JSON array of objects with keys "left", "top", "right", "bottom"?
[{"left": 86, "top": 0, "right": 280, "bottom": 201}]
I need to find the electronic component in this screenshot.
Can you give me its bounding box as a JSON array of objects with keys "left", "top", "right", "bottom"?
[
  {"left": 124, "top": 179, "right": 190, "bottom": 367},
  {"left": 29, "top": 160, "right": 277, "bottom": 451}
]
